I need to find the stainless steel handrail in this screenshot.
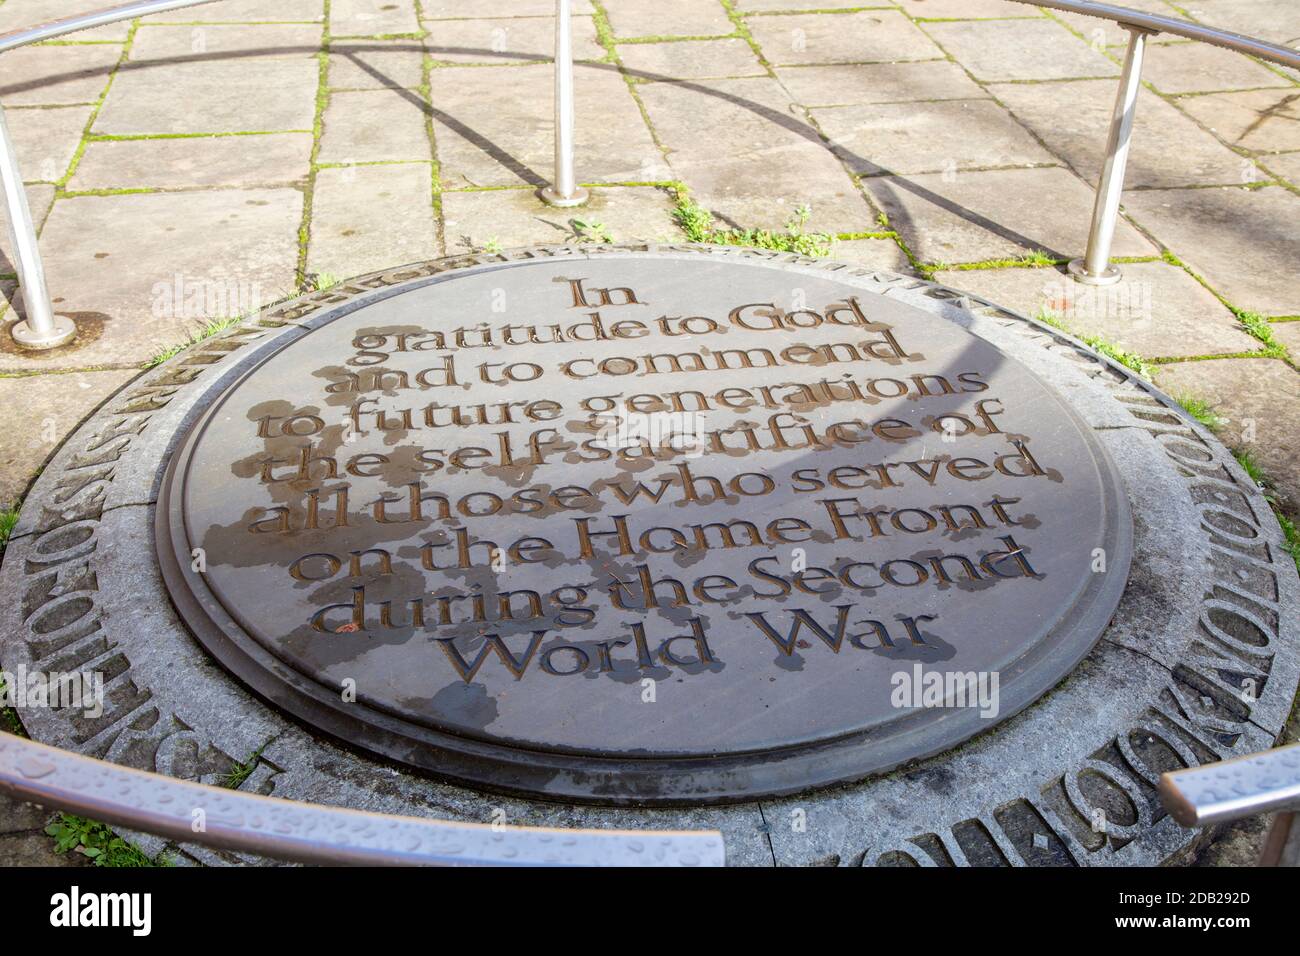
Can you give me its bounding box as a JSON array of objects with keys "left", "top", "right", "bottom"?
[
  {"left": 0, "top": 733, "right": 725, "bottom": 866},
  {"left": 0, "top": 0, "right": 220, "bottom": 54},
  {"left": 1159, "top": 742, "right": 1300, "bottom": 867},
  {"left": 1160, "top": 742, "right": 1300, "bottom": 828},
  {"left": 1, "top": 1, "right": 223, "bottom": 350},
  {"left": 1022, "top": 0, "right": 1300, "bottom": 69},
  {"left": 1016, "top": 1, "right": 1299, "bottom": 286},
  {"left": 1, "top": 0, "right": 1298, "bottom": 867}
]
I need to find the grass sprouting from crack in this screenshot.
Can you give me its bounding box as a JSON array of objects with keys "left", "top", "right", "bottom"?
[
  {"left": 1171, "top": 393, "right": 1299, "bottom": 576},
  {"left": 303, "top": 271, "right": 345, "bottom": 292},
  {"left": 1234, "top": 460, "right": 1300, "bottom": 576},
  {"left": 143, "top": 316, "right": 245, "bottom": 369},
  {"left": 46, "top": 814, "right": 168, "bottom": 867},
  {"left": 1034, "top": 309, "right": 1153, "bottom": 378},
  {"left": 1277, "top": 511, "right": 1300, "bottom": 575},
  {"left": 1229, "top": 449, "right": 1298, "bottom": 574},
  {"left": 1235, "top": 310, "right": 1287, "bottom": 357},
  {"left": 673, "top": 194, "right": 835, "bottom": 257},
  {"left": 219, "top": 742, "right": 269, "bottom": 790},
  {"left": 0, "top": 506, "right": 18, "bottom": 557},
  {"left": 0, "top": 674, "right": 26, "bottom": 738},
  {"left": 1233, "top": 447, "right": 1268, "bottom": 486},
  {"left": 1170, "top": 392, "right": 1225, "bottom": 431},
  {"left": 0, "top": 505, "right": 25, "bottom": 736},
  {"left": 572, "top": 217, "right": 614, "bottom": 244},
  {"left": 938, "top": 249, "right": 1062, "bottom": 272}
]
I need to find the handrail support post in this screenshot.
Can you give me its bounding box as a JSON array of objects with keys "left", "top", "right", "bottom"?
[
  {"left": 540, "top": 0, "right": 588, "bottom": 208},
  {"left": 1068, "top": 25, "right": 1153, "bottom": 287},
  {"left": 1, "top": 101, "right": 75, "bottom": 349}
]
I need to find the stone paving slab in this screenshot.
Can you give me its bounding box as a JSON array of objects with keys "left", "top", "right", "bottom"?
[
  {"left": 1176, "top": 89, "right": 1300, "bottom": 155},
  {"left": 129, "top": 22, "right": 321, "bottom": 62},
  {"left": 993, "top": 80, "right": 1249, "bottom": 189},
  {"left": 68, "top": 132, "right": 312, "bottom": 191},
  {"left": 0, "top": 367, "right": 139, "bottom": 509},
  {"left": 328, "top": 40, "right": 426, "bottom": 90},
  {"left": 0, "top": 795, "right": 60, "bottom": 836},
  {"left": 1270, "top": 320, "right": 1300, "bottom": 351},
  {"left": 330, "top": 0, "right": 420, "bottom": 38},
  {"left": 0, "top": 43, "right": 121, "bottom": 107},
  {"left": 92, "top": 56, "right": 319, "bottom": 135},
  {"left": 922, "top": 18, "right": 1119, "bottom": 82},
  {"left": 774, "top": 60, "right": 987, "bottom": 107},
  {"left": 1261, "top": 151, "right": 1300, "bottom": 186},
  {"left": 0, "top": 184, "right": 52, "bottom": 275},
  {"left": 604, "top": 0, "right": 735, "bottom": 38},
  {"left": 0, "top": 827, "right": 89, "bottom": 867},
  {"left": 896, "top": 0, "right": 1045, "bottom": 18},
  {"left": 6, "top": 188, "right": 302, "bottom": 370},
  {"left": 421, "top": 0, "right": 593, "bottom": 18},
  {"left": 1177, "top": 0, "right": 1300, "bottom": 49},
  {"left": 151, "top": 0, "right": 326, "bottom": 21},
  {"left": 440, "top": 185, "right": 679, "bottom": 251},
  {"left": 931, "top": 260, "right": 1263, "bottom": 359},
  {"left": 429, "top": 64, "right": 661, "bottom": 188},
  {"left": 320, "top": 89, "right": 432, "bottom": 164},
  {"left": 638, "top": 75, "right": 874, "bottom": 233},
  {"left": 618, "top": 38, "right": 764, "bottom": 81},
  {"left": 1155, "top": 357, "right": 1300, "bottom": 510},
  {"left": 829, "top": 236, "right": 912, "bottom": 273},
  {"left": 736, "top": 0, "right": 865, "bottom": 10},
  {"left": 745, "top": 10, "right": 944, "bottom": 66},
  {"left": 814, "top": 98, "right": 1056, "bottom": 176},
  {"left": 307, "top": 163, "right": 438, "bottom": 280},
  {"left": 7, "top": 105, "right": 93, "bottom": 183},
  {"left": 1139, "top": 41, "right": 1292, "bottom": 95},
  {"left": 425, "top": 16, "right": 603, "bottom": 65},
  {"left": 863, "top": 166, "right": 1156, "bottom": 264},
  {"left": 1120, "top": 185, "right": 1300, "bottom": 318}
]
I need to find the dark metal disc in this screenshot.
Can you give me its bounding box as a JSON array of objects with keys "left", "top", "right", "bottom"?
[{"left": 156, "top": 249, "right": 1132, "bottom": 804}]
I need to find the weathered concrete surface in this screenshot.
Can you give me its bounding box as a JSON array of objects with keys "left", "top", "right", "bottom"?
[
  {"left": 1120, "top": 185, "right": 1300, "bottom": 318},
  {"left": 862, "top": 167, "right": 1156, "bottom": 263},
  {"left": 307, "top": 164, "right": 439, "bottom": 279},
  {"left": 930, "top": 262, "right": 1262, "bottom": 359},
  {"left": 440, "top": 184, "right": 679, "bottom": 249},
  {"left": 993, "top": 81, "right": 1247, "bottom": 189},
  {"left": 814, "top": 99, "right": 1055, "bottom": 175}
]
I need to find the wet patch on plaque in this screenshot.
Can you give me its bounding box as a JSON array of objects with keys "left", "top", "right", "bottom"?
[{"left": 157, "top": 253, "right": 1132, "bottom": 803}]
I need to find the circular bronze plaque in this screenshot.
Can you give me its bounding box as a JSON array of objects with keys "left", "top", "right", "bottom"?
[{"left": 157, "top": 250, "right": 1132, "bottom": 803}]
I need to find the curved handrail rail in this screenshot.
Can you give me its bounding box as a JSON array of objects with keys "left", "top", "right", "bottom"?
[
  {"left": 1, "top": 0, "right": 1295, "bottom": 68},
  {"left": 0, "top": 0, "right": 1297, "bottom": 866},
  {"left": 0, "top": 733, "right": 725, "bottom": 866},
  {"left": 0, "top": 1, "right": 221, "bottom": 53},
  {"left": 1017, "top": 0, "right": 1300, "bottom": 69}
]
